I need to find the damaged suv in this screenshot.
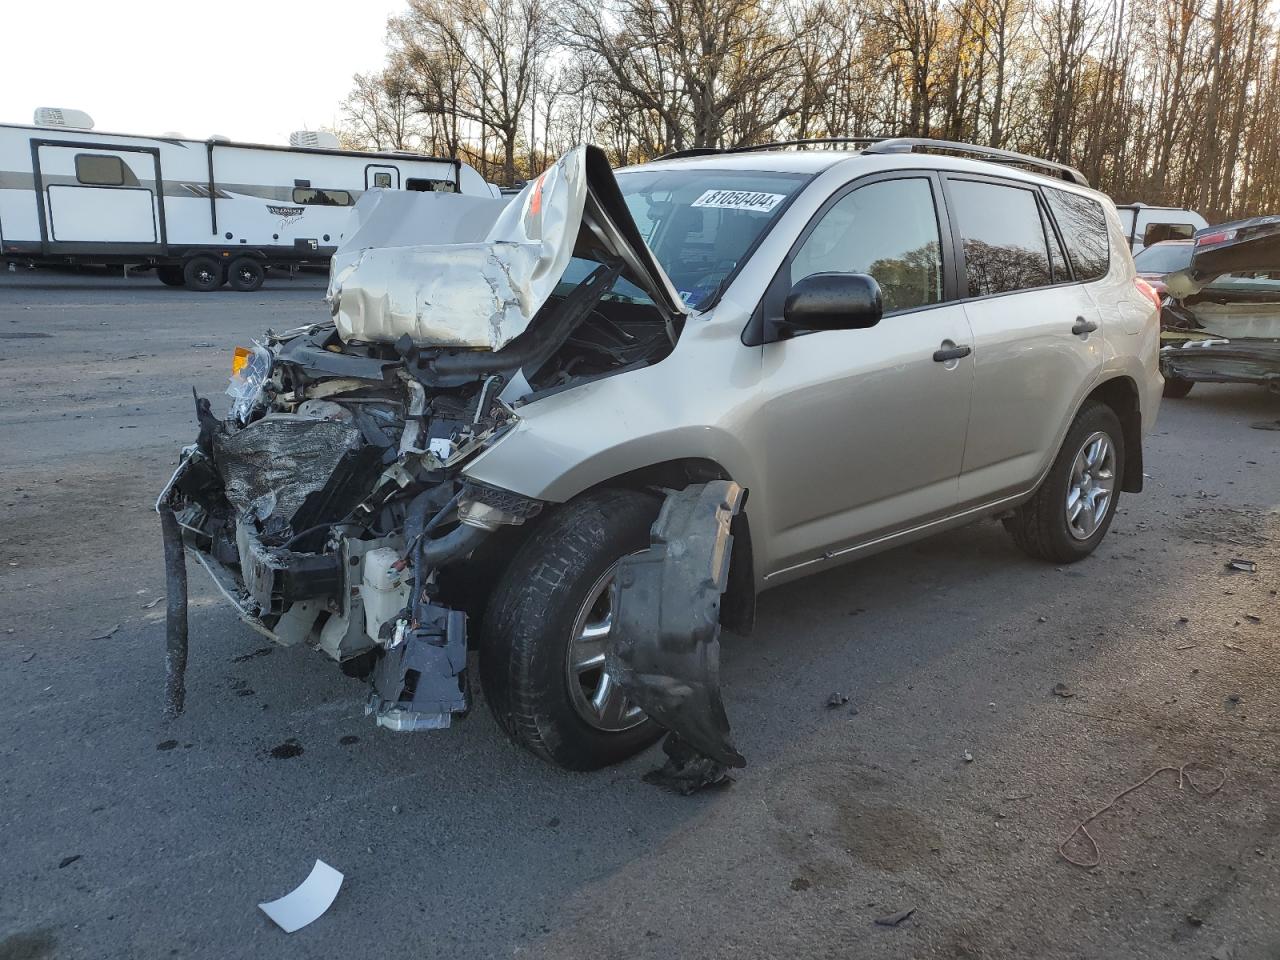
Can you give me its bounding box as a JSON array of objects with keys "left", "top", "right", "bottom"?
[{"left": 159, "top": 139, "right": 1162, "bottom": 782}]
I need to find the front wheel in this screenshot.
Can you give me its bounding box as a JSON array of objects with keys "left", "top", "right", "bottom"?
[
  {"left": 479, "top": 488, "right": 664, "bottom": 770},
  {"left": 1004, "top": 402, "right": 1124, "bottom": 563}
]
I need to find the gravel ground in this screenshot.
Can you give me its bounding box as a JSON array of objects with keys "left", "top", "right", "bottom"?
[{"left": 1, "top": 271, "right": 1278, "bottom": 960}]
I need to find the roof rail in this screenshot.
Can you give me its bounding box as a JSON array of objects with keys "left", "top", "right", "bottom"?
[
  {"left": 657, "top": 136, "right": 889, "bottom": 161},
  {"left": 862, "top": 138, "right": 1090, "bottom": 187}
]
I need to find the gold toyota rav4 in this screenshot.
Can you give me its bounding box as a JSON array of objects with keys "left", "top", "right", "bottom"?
[{"left": 159, "top": 139, "right": 1163, "bottom": 789}]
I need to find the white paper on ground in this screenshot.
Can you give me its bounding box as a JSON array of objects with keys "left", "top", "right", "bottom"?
[{"left": 258, "top": 860, "right": 344, "bottom": 933}]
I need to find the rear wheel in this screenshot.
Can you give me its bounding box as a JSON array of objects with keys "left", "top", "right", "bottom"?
[
  {"left": 1163, "top": 376, "right": 1195, "bottom": 399},
  {"left": 156, "top": 265, "right": 185, "bottom": 287},
  {"left": 1004, "top": 402, "right": 1124, "bottom": 563},
  {"left": 227, "top": 257, "right": 265, "bottom": 292},
  {"left": 182, "top": 256, "right": 224, "bottom": 292},
  {"left": 479, "top": 488, "right": 664, "bottom": 770}
]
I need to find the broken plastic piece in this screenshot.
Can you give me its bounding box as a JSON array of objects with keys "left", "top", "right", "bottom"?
[
  {"left": 608, "top": 479, "right": 746, "bottom": 770},
  {"left": 641, "top": 732, "right": 734, "bottom": 795},
  {"left": 1226, "top": 558, "right": 1258, "bottom": 572},
  {"left": 258, "top": 859, "right": 343, "bottom": 933},
  {"left": 366, "top": 602, "right": 468, "bottom": 731},
  {"left": 874, "top": 907, "right": 916, "bottom": 927}
]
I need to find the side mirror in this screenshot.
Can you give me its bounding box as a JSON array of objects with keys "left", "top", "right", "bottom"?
[{"left": 781, "top": 272, "right": 883, "bottom": 334}]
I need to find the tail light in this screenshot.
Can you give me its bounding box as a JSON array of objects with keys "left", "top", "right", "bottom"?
[{"left": 1134, "top": 276, "right": 1162, "bottom": 323}]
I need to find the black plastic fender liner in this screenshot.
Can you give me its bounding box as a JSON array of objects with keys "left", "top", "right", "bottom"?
[{"left": 606, "top": 480, "right": 747, "bottom": 769}]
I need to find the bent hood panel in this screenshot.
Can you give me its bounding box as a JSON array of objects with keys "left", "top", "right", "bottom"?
[{"left": 328, "top": 145, "right": 684, "bottom": 350}]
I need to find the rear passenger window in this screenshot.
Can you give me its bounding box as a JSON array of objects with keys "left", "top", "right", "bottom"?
[
  {"left": 949, "top": 180, "right": 1053, "bottom": 297},
  {"left": 1045, "top": 188, "right": 1111, "bottom": 281},
  {"left": 790, "top": 178, "right": 943, "bottom": 314}
]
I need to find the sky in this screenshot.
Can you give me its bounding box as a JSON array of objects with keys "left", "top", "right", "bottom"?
[{"left": 0, "top": 0, "right": 406, "bottom": 145}]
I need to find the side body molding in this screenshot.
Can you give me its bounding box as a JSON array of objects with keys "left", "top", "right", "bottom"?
[{"left": 606, "top": 480, "right": 747, "bottom": 787}]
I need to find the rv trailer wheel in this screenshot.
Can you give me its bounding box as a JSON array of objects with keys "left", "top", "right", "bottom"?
[
  {"left": 157, "top": 265, "right": 185, "bottom": 287},
  {"left": 183, "top": 256, "right": 225, "bottom": 292},
  {"left": 227, "top": 257, "right": 265, "bottom": 292}
]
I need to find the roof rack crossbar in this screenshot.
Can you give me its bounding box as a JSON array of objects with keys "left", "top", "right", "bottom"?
[{"left": 862, "top": 138, "right": 1090, "bottom": 187}]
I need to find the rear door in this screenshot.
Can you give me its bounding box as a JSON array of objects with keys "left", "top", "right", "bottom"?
[
  {"left": 944, "top": 175, "right": 1103, "bottom": 507},
  {"left": 34, "top": 142, "right": 165, "bottom": 251}
]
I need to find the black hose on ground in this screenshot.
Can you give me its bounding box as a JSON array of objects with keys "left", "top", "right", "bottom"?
[{"left": 159, "top": 504, "right": 189, "bottom": 717}]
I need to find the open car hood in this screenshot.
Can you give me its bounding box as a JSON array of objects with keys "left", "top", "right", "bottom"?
[{"left": 328, "top": 145, "right": 687, "bottom": 350}]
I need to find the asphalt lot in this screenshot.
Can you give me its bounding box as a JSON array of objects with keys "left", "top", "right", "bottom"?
[{"left": 2, "top": 269, "right": 1279, "bottom": 960}]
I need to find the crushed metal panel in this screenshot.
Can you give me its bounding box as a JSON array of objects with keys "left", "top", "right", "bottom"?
[
  {"left": 328, "top": 148, "right": 588, "bottom": 350},
  {"left": 326, "top": 144, "right": 687, "bottom": 351},
  {"left": 213, "top": 415, "right": 361, "bottom": 529},
  {"left": 607, "top": 480, "right": 747, "bottom": 770}
]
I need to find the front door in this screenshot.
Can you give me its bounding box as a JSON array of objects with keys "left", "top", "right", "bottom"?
[
  {"left": 757, "top": 174, "right": 974, "bottom": 577},
  {"left": 34, "top": 142, "right": 164, "bottom": 252},
  {"left": 942, "top": 175, "right": 1104, "bottom": 507}
]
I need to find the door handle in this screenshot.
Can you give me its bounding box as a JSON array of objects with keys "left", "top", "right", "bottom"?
[
  {"left": 1072, "top": 317, "right": 1099, "bottom": 336},
  {"left": 933, "top": 344, "right": 972, "bottom": 362}
]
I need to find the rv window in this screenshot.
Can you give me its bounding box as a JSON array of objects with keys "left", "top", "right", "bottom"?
[
  {"left": 406, "top": 178, "right": 455, "bottom": 192},
  {"left": 292, "top": 188, "right": 353, "bottom": 206},
  {"left": 1143, "top": 222, "right": 1195, "bottom": 246},
  {"left": 373, "top": 172, "right": 393, "bottom": 188},
  {"left": 75, "top": 154, "right": 137, "bottom": 187}
]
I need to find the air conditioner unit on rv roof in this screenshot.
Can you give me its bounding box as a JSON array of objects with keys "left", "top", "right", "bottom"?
[
  {"left": 34, "top": 107, "right": 94, "bottom": 130},
  {"left": 290, "top": 130, "right": 340, "bottom": 150}
]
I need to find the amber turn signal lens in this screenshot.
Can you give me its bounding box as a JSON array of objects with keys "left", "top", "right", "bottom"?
[{"left": 231, "top": 346, "right": 252, "bottom": 376}]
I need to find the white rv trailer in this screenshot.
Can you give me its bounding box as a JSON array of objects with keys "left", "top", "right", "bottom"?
[{"left": 0, "top": 110, "right": 495, "bottom": 291}]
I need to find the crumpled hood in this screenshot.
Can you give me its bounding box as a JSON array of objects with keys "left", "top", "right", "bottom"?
[{"left": 327, "top": 145, "right": 686, "bottom": 350}]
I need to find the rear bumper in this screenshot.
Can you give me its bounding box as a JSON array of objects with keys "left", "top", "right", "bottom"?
[{"left": 1160, "top": 339, "right": 1280, "bottom": 389}]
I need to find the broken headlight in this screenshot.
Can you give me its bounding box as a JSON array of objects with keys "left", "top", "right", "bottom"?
[{"left": 226, "top": 344, "right": 273, "bottom": 424}]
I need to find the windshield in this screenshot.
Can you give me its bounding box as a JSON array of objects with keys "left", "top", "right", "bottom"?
[
  {"left": 611, "top": 168, "right": 808, "bottom": 310},
  {"left": 1134, "top": 242, "right": 1193, "bottom": 275}
]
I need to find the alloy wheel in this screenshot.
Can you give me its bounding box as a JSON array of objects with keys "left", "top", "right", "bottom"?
[
  {"left": 565, "top": 563, "right": 646, "bottom": 732},
  {"left": 1065, "top": 430, "right": 1116, "bottom": 540}
]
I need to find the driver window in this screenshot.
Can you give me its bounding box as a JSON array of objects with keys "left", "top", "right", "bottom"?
[{"left": 791, "top": 178, "right": 943, "bottom": 314}]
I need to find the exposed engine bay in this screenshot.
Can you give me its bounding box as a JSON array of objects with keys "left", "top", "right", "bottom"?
[{"left": 156, "top": 145, "right": 746, "bottom": 777}]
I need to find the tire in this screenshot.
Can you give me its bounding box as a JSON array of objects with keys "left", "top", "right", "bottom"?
[
  {"left": 479, "top": 488, "right": 664, "bottom": 770},
  {"left": 1163, "top": 376, "right": 1194, "bottom": 399},
  {"left": 227, "top": 256, "right": 265, "bottom": 292},
  {"left": 156, "top": 265, "right": 185, "bottom": 287},
  {"left": 1003, "top": 401, "right": 1125, "bottom": 564},
  {"left": 183, "top": 256, "right": 224, "bottom": 292}
]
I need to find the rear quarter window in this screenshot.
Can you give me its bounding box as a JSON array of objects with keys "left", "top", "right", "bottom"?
[{"left": 1045, "top": 188, "right": 1111, "bottom": 281}]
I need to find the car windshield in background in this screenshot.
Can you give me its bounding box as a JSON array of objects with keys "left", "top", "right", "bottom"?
[
  {"left": 1134, "top": 242, "right": 1193, "bottom": 274},
  {"left": 614, "top": 168, "right": 808, "bottom": 309}
]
